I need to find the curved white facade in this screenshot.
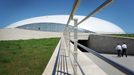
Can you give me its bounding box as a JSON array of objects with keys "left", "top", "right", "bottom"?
[{"left": 6, "top": 15, "right": 125, "bottom": 34}]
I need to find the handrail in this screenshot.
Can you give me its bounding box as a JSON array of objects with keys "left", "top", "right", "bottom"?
[
  {"left": 64, "top": 0, "right": 80, "bottom": 32},
  {"left": 76, "top": 0, "right": 112, "bottom": 26},
  {"left": 69, "top": 50, "right": 85, "bottom": 75},
  {"left": 71, "top": 40, "right": 134, "bottom": 75},
  {"left": 62, "top": 0, "right": 115, "bottom": 75},
  {"left": 64, "top": 0, "right": 80, "bottom": 31},
  {"left": 66, "top": 0, "right": 80, "bottom": 26},
  {"left": 63, "top": 36, "right": 85, "bottom": 75},
  {"left": 52, "top": 41, "right": 61, "bottom": 75}
]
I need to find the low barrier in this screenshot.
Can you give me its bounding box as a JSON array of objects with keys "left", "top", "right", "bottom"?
[
  {"left": 88, "top": 34, "right": 134, "bottom": 55},
  {"left": 42, "top": 40, "right": 61, "bottom": 75}
]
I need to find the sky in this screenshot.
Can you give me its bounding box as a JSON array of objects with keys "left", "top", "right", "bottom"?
[{"left": 0, "top": 0, "right": 134, "bottom": 33}]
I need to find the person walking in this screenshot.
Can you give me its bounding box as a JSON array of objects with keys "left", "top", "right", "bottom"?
[
  {"left": 122, "top": 42, "right": 127, "bottom": 57},
  {"left": 115, "top": 44, "right": 122, "bottom": 57}
]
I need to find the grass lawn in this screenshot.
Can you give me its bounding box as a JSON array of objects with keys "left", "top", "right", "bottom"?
[
  {"left": 112, "top": 34, "right": 134, "bottom": 38},
  {"left": 0, "top": 38, "right": 60, "bottom": 75}
]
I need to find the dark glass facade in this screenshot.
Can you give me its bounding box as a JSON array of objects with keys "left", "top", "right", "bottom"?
[{"left": 17, "top": 23, "right": 93, "bottom": 33}]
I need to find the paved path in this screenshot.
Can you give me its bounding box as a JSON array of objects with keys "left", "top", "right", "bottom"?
[
  {"left": 85, "top": 52, "right": 134, "bottom": 75},
  {"left": 101, "top": 54, "right": 134, "bottom": 72},
  {"left": 43, "top": 37, "right": 109, "bottom": 75},
  {"left": 69, "top": 43, "right": 108, "bottom": 75}
]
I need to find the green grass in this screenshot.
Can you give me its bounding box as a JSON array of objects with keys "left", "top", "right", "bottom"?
[
  {"left": 0, "top": 38, "right": 60, "bottom": 75},
  {"left": 111, "top": 34, "right": 134, "bottom": 38}
]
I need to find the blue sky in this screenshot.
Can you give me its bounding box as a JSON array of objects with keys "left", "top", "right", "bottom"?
[{"left": 0, "top": 0, "right": 134, "bottom": 33}]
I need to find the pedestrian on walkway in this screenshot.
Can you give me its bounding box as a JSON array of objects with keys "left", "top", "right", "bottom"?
[
  {"left": 115, "top": 44, "right": 122, "bottom": 57},
  {"left": 121, "top": 42, "right": 127, "bottom": 57}
]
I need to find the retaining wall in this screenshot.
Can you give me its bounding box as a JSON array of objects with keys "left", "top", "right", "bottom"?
[{"left": 88, "top": 35, "right": 134, "bottom": 55}]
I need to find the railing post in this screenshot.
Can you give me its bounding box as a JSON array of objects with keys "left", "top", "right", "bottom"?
[
  {"left": 64, "top": 29, "right": 68, "bottom": 45},
  {"left": 73, "top": 18, "right": 78, "bottom": 75},
  {"left": 66, "top": 27, "right": 70, "bottom": 56},
  {"left": 68, "top": 27, "right": 71, "bottom": 56}
]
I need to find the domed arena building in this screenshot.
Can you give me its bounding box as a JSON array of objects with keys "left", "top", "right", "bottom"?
[
  {"left": 0, "top": 15, "right": 125, "bottom": 40},
  {"left": 6, "top": 15, "right": 125, "bottom": 34}
]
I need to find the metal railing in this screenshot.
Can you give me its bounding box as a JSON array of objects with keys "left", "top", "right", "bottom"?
[
  {"left": 50, "top": 0, "right": 133, "bottom": 75},
  {"left": 43, "top": 0, "right": 134, "bottom": 75},
  {"left": 52, "top": 40, "right": 61, "bottom": 75},
  {"left": 51, "top": 38, "right": 134, "bottom": 75},
  {"left": 63, "top": 0, "right": 113, "bottom": 75},
  {"left": 71, "top": 40, "right": 134, "bottom": 75}
]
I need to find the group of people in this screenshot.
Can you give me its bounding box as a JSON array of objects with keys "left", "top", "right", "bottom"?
[{"left": 115, "top": 42, "right": 127, "bottom": 57}]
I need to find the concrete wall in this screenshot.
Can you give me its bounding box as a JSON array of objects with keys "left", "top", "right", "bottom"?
[{"left": 88, "top": 34, "right": 134, "bottom": 55}]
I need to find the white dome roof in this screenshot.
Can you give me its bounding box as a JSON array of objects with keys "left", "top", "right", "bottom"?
[{"left": 5, "top": 15, "right": 125, "bottom": 34}]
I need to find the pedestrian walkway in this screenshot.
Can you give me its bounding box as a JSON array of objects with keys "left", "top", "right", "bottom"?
[
  {"left": 84, "top": 52, "right": 125, "bottom": 75},
  {"left": 101, "top": 54, "right": 134, "bottom": 72},
  {"left": 43, "top": 37, "right": 110, "bottom": 75}
]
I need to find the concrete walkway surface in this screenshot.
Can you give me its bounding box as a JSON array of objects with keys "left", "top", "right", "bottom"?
[
  {"left": 101, "top": 54, "right": 134, "bottom": 72},
  {"left": 43, "top": 37, "right": 109, "bottom": 75}
]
